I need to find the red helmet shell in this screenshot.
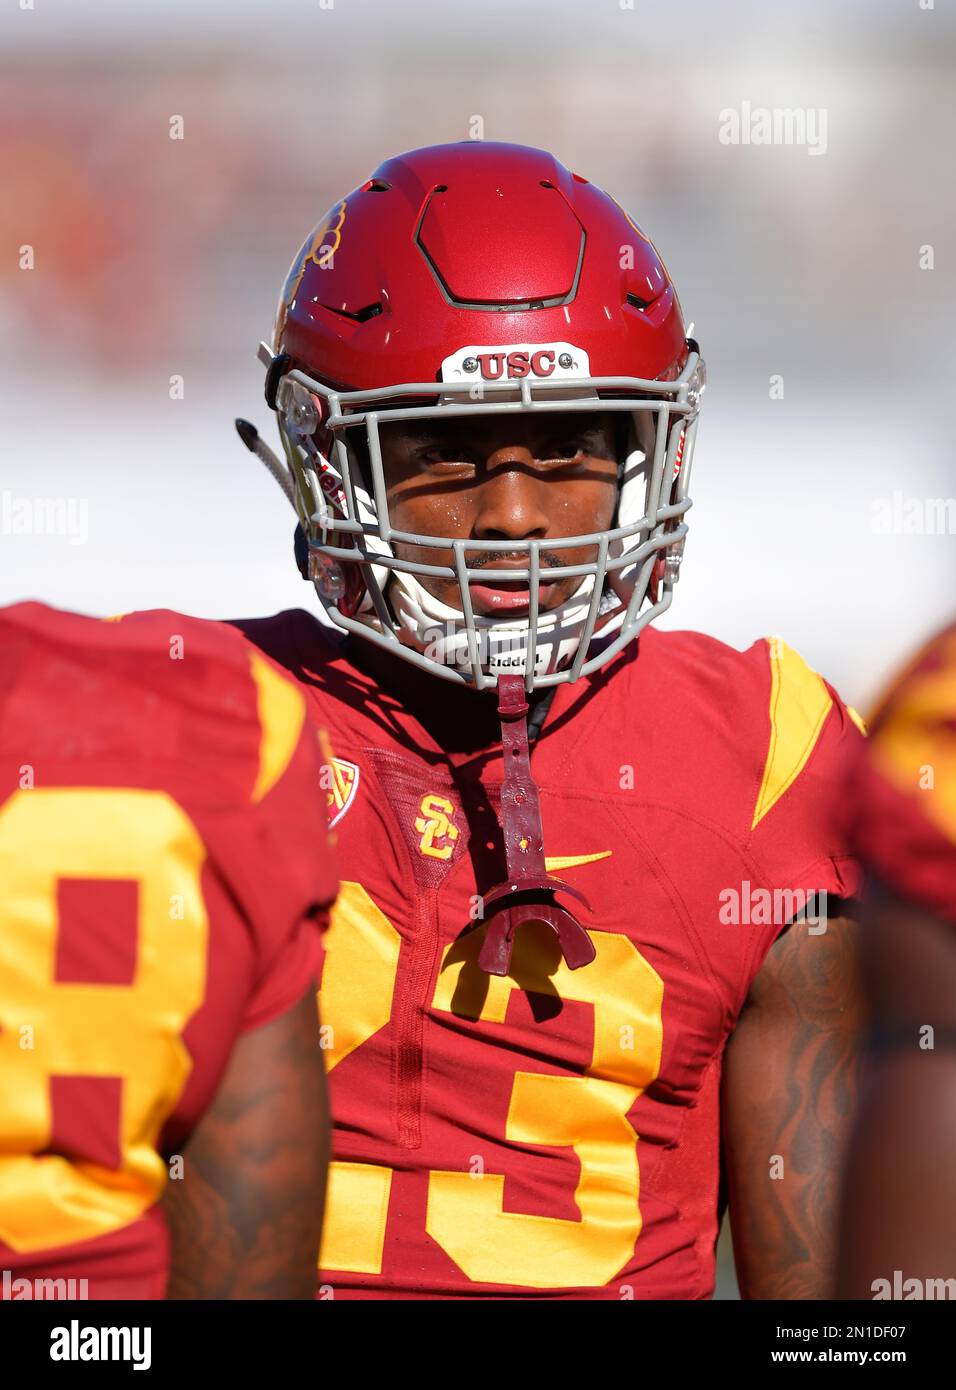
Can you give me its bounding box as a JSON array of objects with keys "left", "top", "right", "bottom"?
[{"left": 274, "top": 141, "right": 687, "bottom": 391}]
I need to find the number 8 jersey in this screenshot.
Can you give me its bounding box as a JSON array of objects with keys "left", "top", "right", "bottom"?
[
  {"left": 236, "top": 608, "right": 864, "bottom": 1300},
  {"left": 0, "top": 603, "right": 337, "bottom": 1300}
]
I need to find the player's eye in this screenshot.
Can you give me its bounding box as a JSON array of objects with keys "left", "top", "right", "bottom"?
[
  {"left": 419, "top": 446, "right": 471, "bottom": 462},
  {"left": 546, "top": 425, "right": 619, "bottom": 464},
  {"left": 538, "top": 438, "right": 587, "bottom": 463},
  {"left": 416, "top": 446, "right": 476, "bottom": 471}
]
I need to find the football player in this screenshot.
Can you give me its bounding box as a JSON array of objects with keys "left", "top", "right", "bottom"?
[
  {"left": 0, "top": 602, "right": 338, "bottom": 1299},
  {"left": 234, "top": 140, "right": 866, "bottom": 1299},
  {"left": 837, "top": 623, "right": 956, "bottom": 1299}
]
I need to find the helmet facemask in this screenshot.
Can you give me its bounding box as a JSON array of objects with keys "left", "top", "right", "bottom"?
[{"left": 267, "top": 342, "right": 705, "bottom": 692}]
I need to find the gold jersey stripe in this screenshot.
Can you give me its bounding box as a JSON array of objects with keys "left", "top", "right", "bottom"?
[
  {"left": 248, "top": 651, "right": 306, "bottom": 804},
  {"left": 751, "top": 637, "right": 834, "bottom": 831},
  {"left": 847, "top": 705, "right": 867, "bottom": 736}
]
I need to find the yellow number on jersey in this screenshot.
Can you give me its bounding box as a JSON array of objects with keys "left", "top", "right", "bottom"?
[
  {"left": 319, "top": 888, "right": 664, "bottom": 1289},
  {"left": 0, "top": 788, "right": 208, "bottom": 1252}
]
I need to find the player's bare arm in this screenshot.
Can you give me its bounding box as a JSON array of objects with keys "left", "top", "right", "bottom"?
[
  {"left": 722, "top": 907, "right": 864, "bottom": 1299},
  {"left": 163, "top": 986, "right": 331, "bottom": 1300}
]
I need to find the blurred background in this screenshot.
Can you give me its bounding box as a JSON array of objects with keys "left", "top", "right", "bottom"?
[
  {"left": 2, "top": 0, "right": 954, "bottom": 1295},
  {"left": 2, "top": 0, "right": 954, "bottom": 710}
]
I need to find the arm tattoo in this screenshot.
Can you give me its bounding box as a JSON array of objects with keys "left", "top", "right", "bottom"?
[
  {"left": 162, "top": 990, "right": 329, "bottom": 1300},
  {"left": 722, "top": 910, "right": 864, "bottom": 1299}
]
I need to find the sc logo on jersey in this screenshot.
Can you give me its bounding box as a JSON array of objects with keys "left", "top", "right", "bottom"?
[{"left": 414, "top": 793, "right": 460, "bottom": 860}]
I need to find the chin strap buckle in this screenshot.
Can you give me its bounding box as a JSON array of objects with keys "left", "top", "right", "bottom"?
[{"left": 478, "top": 674, "right": 596, "bottom": 977}]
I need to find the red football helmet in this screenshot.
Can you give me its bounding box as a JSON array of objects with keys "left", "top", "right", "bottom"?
[{"left": 256, "top": 141, "right": 705, "bottom": 691}]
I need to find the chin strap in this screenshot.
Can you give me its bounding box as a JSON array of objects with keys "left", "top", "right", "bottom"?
[{"left": 478, "top": 674, "right": 597, "bottom": 977}]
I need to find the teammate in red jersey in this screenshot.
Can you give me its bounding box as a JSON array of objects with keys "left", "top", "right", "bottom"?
[
  {"left": 837, "top": 623, "right": 956, "bottom": 1299},
  {"left": 0, "top": 602, "right": 338, "bottom": 1300},
  {"left": 232, "top": 140, "right": 866, "bottom": 1299}
]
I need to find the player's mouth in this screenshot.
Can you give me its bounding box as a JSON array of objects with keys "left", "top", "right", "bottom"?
[{"left": 467, "top": 573, "right": 563, "bottom": 617}]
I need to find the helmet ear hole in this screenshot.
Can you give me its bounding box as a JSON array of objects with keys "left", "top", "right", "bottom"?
[{"left": 293, "top": 523, "right": 310, "bottom": 580}]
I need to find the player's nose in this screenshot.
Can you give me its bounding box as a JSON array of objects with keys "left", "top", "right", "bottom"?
[{"left": 472, "top": 446, "right": 551, "bottom": 542}]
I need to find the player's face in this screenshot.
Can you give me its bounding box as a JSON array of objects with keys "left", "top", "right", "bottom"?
[{"left": 378, "top": 411, "right": 623, "bottom": 618}]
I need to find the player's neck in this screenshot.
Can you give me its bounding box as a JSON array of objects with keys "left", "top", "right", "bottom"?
[{"left": 343, "top": 630, "right": 550, "bottom": 757}]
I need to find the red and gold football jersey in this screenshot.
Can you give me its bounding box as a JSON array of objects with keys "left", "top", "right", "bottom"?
[
  {"left": 236, "top": 610, "right": 864, "bottom": 1300},
  {"left": 846, "top": 621, "right": 956, "bottom": 926},
  {"left": 0, "top": 602, "right": 338, "bottom": 1299}
]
